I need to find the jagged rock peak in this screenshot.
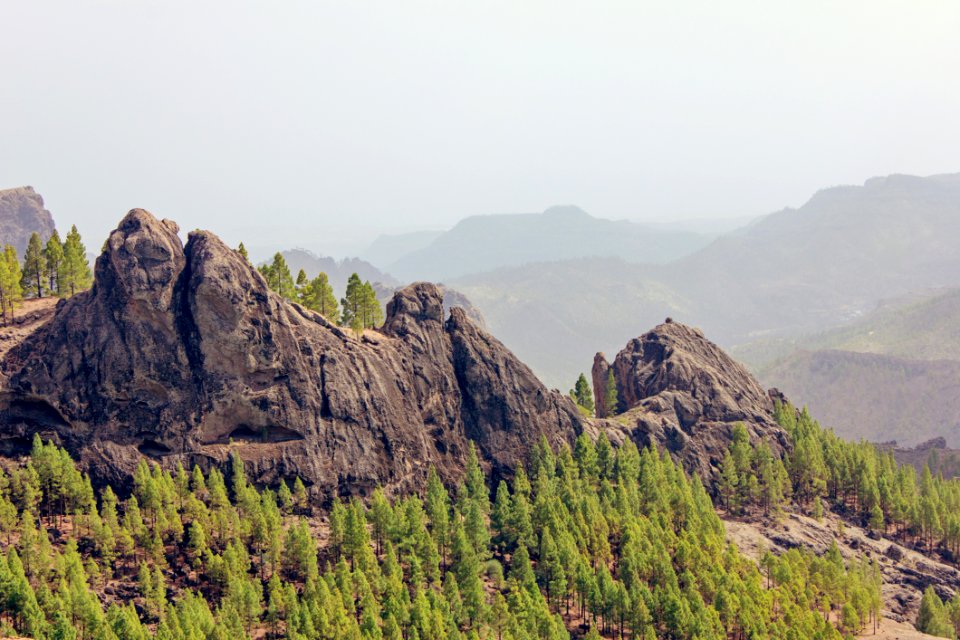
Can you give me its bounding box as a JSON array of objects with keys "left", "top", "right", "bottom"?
[
  {"left": 594, "top": 319, "right": 789, "bottom": 479},
  {"left": 96, "top": 209, "right": 184, "bottom": 306},
  {"left": 0, "top": 186, "right": 57, "bottom": 256},
  {"left": 1, "top": 209, "right": 585, "bottom": 499}
]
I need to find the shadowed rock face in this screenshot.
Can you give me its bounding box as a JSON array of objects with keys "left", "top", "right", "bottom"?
[
  {"left": 0, "top": 209, "right": 584, "bottom": 499},
  {"left": 593, "top": 320, "right": 790, "bottom": 479},
  {"left": 0, "top": 187, "right": 57, "bottom": 256}
]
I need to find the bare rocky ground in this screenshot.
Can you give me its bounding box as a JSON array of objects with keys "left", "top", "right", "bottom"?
[
  {"left": 0, "top": 297, "right": 57, "bottom": 379},
  {"left": 865, "top": 617, "right": 942, "bottom": 639},
  {"left": 724, "top": 508, "right": 960, "bottom": 638}
]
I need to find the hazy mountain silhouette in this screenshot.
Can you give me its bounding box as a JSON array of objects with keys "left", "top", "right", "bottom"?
[
  {"left": 278, "top": 249, "right": 399, "bottom": 295},
  {"left": 453, "top": 174, "right": 960, "bottom": 390},
  {"left": 385, "top": 205, "right": 714, "bottom": 281},
  {"left": 362, "top": 230, "right": 443, "bottom": 267}
]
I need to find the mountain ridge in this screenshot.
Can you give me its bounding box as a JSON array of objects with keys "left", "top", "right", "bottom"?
[{"left": 0, "top": 209, "right": 584, "bottom": 498}]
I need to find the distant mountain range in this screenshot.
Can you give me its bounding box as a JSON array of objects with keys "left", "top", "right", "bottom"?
[
  {"left": 6, "top": 175, "right": 960, "bottom": 448},
  {"left": 381, "top": 205, "right": 716, "bottom": 281},
  {"left": 278, "top": 248, "right": 399, "bottom": 294},
  {"left": 452, "top": 174, "right": 960, "bottom": 396}
]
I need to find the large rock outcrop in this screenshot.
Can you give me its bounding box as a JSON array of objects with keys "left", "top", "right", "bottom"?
[
  {"left": 0, "top": 209, "right": 584, "bottom": 498},
  {"left": 0, "top": 187, "right": 57, "bottom": 256},
  {"left": 593, "top": 319, "right": 790, "bottom": 478}
]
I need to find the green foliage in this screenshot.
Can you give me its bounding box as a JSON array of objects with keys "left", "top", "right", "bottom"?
[
  {"left": 302, "top": 271, "right": 339, "bottom": 320},
  {"left": 569, "top": 373, "right": 594, "bottom": 414},
  {"left": 237, "top": 242, "right": 249, "bottom": 263},
  {"left": 603, "top": 369, "right": 619, "bottom": 417},
  {"left": 341, "top": 273, "right": 382, "bottom": 333},
  {"left": 0, "top": 244, "right": 23, "bottom": 324},
  {"left": 259, "top": 252, "right": 296, "bottom": 300},
  {"left": 61, "top": 225, "right": 91, "bottom": 297},
  {"left": 44, "top": 230, "right": 64, "bottom": 295},
  {"left": 21, "top": 232, "right": 46, "bottom": 298},
  {"left": 0, "top": 433, "right": 883, "bottom": 640},
  {"left": 774, "top": 401, "right": 960, "bottom": 558},
  {"left": 917, "top": 586, "right": 960, "bottom": 639}
]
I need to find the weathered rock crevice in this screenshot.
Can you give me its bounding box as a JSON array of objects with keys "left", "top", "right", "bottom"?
[
  {"left": 0, "top": 209, "right": 585, "bottom": 499},
  {"left": 593, "top": 320, "right": 790, "bottom": 480}
]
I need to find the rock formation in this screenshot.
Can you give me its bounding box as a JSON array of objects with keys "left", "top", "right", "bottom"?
[
  {"left": 0, "top": 209, "right": 584, "bottom": 498},
  {"left": 593, "top": 319, "right": 790, "bottom": 478},
  {"left": 0, "top": 186, "right": 57, "bottom": 255}
]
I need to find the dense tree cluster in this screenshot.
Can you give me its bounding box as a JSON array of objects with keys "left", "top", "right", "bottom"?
[
  {"left": 0, "top": 226, "right": 92, "bottom": 323},
  {"left": 252, "top": 252, "right": 378, "bottom": 331},
  {"left": 717, "top": 424, "right": 791, "bottom": 518},
  {"left": 771, "top": 402, "right": 960, "bottom": 557},
  {"left": 340, "top": 274, "right": 382, "bottom": 334},
  {"left": 0, "top": 433, "right": 879, "bottom": 639},
  {"left": 917, "top": 586, "right": 960, "bottom": 639}
]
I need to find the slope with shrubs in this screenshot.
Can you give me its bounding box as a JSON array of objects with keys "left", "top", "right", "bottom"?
[{"left": 0, "top": 433, "right": 880, "bottom": 639}]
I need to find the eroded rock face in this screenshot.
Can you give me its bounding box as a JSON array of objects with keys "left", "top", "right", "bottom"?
[
  {"left": 0, "top": 209, "right": 584, "bottom": 498},
  {"left": 593, "top": 319, "right": 790, "bottom": 479},
  {"left": 0, "top": 187, "right": 57, "bottom": 256}
]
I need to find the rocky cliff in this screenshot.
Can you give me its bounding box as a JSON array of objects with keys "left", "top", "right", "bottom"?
[
  {"left": 0, "top": 186, "right": 57, "bottom": 255},
  {"left": 593, "top": 319, "right": 790, "bottom": 478},
  {"left": 0, "top": 209, "right": 584, "bottom": 498}
]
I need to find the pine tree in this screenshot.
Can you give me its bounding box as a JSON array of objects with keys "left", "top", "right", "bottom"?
[
  {"left": 304, "top": 272, "right": 339, "bottom": 320},
  {"left": 43, "top": 231, "right": 64, "bottom": 296},
  {"left": 237, "top": 242, "right": 249, "bottom": 263},
  {"left": 360, "top": 281, "right": 383, "bottom": 329},
  {"left": 266, "top": 252, "right": 295, "bottom": 299},
  {"left": 21, "top": 232, "right": 46, "bottom": 298},
  {"left": 571, "top": 373, "right": 595, "bottom": 413},
  {"left": 295, "top": 268, "right": 308, "bottom": 303},
  {"left": 61, "top": 225, "right": 91, "bottom": 296},
  {"left": 604, "top": 369, "right": 619, "bottom": 417},
  {"left": 341, "top": 273, "right": 364, "bottom": 334},
  {"left": 0, "top": 245, "right": 24, "bottom": 324},
  {"left": 918, "top": 586, "right": 955, "bottom": 638},
  {"left": 452, "top": 526, "right": 486, "bottom": 627},
  {"left": 425, "top": 467, "right": 451, "bottom": 566}
]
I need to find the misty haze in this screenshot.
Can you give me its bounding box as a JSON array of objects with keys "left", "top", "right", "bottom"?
[{"left": 2, "top": 2, "right": 960, "bottom": 640}]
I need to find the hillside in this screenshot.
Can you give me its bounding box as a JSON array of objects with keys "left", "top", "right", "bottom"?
[
  {"left": 762, "top": 349, "right": 960, "bottom": 447},
  {"left": 0, "top": 231, "right": 955, "bottom": 637},
  {"left": 733, "top": 287, "right": 960, "bottom": 368},
  {"left": 0, "top": 186, "right": 56, "bottom": 255},
  {"left": 386, "top": 205, "right": 713, "bottom": 281},
  {"left": 734, "top": 287, "right": 960, "bottom": 447}
]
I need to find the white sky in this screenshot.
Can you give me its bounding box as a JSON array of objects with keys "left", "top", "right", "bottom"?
[{"left": 2, "top": 0, "right": 959, "bottom": 257}]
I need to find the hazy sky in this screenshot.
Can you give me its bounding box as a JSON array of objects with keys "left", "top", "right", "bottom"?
[{"left": 3, "top": 1, "right": 959, "bottom": 258}]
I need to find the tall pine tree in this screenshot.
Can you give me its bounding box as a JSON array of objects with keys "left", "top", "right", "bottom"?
[
  {"left": 304, "top": 272, "right": 339, "bottom": 320},
  {"left": 0, "top": 245, "right": 23, "bottom": 324},
  {"left": 61, "top": 225, "right": 91, "bottom": 296},
  {"left": 44, "top": 230, "right": 64, "bottom": 295},
  {"left": 21, "top": 232, "right": 45, "bottom": 298}
]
